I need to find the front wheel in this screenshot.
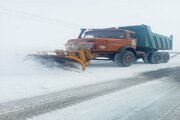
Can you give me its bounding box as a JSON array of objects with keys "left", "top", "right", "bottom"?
[{"left": 114, "top": 50, "right": 135, "bottom": 67}]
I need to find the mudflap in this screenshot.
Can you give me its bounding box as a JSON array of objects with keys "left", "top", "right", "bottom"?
[{"left": 28, "top": 54, "right": 84, "bottom": 71}]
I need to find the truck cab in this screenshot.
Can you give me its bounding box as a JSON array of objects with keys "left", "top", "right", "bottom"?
[
  {"left": 66, "top": 28, "right": 137, "bottom": 53},
  {"left": 65, "top": 28, "right": 137, "bottom": 66}
]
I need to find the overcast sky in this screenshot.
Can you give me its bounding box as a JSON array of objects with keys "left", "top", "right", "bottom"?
[{"left": 0, "top": 0, "right": 180, "bottom": 53}]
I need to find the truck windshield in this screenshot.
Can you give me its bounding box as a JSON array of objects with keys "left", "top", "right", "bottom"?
[{"left": 83, "top": 30, "right": 125, "bottom": 39}]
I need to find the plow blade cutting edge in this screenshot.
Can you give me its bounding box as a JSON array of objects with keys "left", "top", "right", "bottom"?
[{"left": 28, "top": 54, "right": 86, "bottom": 71}]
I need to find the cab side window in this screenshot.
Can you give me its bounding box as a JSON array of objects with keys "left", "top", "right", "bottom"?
[{"left": 130, "top": 33, "right": 136, "bottom": 39}]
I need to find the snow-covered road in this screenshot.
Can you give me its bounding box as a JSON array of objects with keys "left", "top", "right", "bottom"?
[
  {"left": 29, "top": 73, "right": 180, "bottom": 120},
  {"left": 0, "top": 54, "right": 180, "bottom": 104},
  {"left": 0, "top": 56, "right": 180, "bottom": 120}
]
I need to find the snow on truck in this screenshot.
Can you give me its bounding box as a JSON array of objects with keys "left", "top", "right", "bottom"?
[{"left": 31, "top": 25, "right": 173, "bottom": 70}]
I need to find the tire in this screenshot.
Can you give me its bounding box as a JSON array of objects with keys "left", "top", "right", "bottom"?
[
  {"left": 155, "top": 52, "right": 163, "bottom": 63},
  {"left": 114, "top": 50, "right": 134, "bottom": 67},
  {"left": 149, "top": 52, "right": 158, "bottom": 64},
  {"left": 159, "top": 52, "right": 165, "bottom": 63},
  {"left": 162, "top": 52, "right": 170, "bottom": 63},
  {"left": 142, "top": 52, "right": 151, "bottom": 63}
]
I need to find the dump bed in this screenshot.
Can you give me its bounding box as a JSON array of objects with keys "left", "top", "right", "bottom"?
[{"left": 119, "top": 25, "right": 173, "bottom": 50}]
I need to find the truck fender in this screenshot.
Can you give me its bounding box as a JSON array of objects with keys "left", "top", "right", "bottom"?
[{"left": 118, "top": 46, "right": 137, "bottom": 57}]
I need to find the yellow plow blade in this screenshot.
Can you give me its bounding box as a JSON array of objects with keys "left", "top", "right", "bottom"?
[{"left": 28, "top": 49, "right": 96, "bottom": 71}]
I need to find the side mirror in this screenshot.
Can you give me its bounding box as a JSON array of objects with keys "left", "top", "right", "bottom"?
[{"left": 78, "top": 28, "right": 87, "bottom": 38}]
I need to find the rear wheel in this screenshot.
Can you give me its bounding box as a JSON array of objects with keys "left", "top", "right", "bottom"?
[
  {"left": 162, "top": 52, "right": 170, "bottom": 63},
  {"left": 149, "top": 52, "right": 158, "bottom": 64},
  {"left": 143, "top": 52, "right": 151, "bottom": 63},
  {"left": 149, "top": 52, "right": 167, "bottom": 64},
  {"left": 155, "top": 52, "right": 163, "bottom": 63},
  {"left": 114, "top": 50, "right": 135, "bottom": 67}
]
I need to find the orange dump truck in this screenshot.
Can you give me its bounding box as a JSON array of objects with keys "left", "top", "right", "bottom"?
[{"left": 31, "top": 25, "right": 173, "bottom": 70}]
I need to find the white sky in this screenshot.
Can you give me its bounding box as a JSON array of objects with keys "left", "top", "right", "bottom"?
[{"left": 0, "top": 0, "right": 180, "bottom": 52}]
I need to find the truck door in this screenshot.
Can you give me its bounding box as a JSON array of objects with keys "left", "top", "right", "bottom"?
[{"left": 126, "top": 32, "right": 136, "bottom": 47}]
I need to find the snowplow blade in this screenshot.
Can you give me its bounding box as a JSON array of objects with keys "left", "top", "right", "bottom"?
[
  {"left": 28, "top": 54, "right": 86, "bottom": 71},
  {"left": 28, "top": 49, "right": 96, "bottom": 71}
]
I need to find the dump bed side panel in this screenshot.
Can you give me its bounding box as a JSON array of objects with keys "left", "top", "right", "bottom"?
[
  {"left": 119, "top": 25, "right": 173, "bottom": 50},
  {"left": 152, "top": 33, "right": 173, "bottom": 50}
]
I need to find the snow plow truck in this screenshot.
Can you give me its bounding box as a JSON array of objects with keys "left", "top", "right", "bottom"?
[{"left": 30, "top": 25, "right": 173, "bottom": 70}]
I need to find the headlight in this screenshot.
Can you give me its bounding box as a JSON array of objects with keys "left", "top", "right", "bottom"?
[{"left": 99, "top": 45, "right": 107, "bottom": 49}]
